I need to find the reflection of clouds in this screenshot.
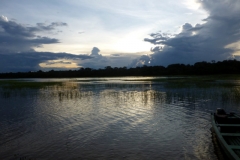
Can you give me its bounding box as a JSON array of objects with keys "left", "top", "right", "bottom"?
[
  {"left": 1, "top": 80, "right": 240, "bottom": 159},
  {"left": 40, "top": 82, "right": 167, "bottom": 106},
  {"left": 95, "top": 89, "right": 167, "bottom": 132},
  {"left": 36, "top": 82, "right": 167, "bottom": 126},
  {"left": 98, "top": 90, "right": 166, "bottom": 121}
]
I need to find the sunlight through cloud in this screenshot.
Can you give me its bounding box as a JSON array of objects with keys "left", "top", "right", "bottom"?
[{"left": 39, "top": 59, "right": 80, "bottom": 69}]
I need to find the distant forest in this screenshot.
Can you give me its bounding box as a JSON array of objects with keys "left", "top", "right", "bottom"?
[{"left": 1, "top": 60, "right": 240, "bottom": 78}]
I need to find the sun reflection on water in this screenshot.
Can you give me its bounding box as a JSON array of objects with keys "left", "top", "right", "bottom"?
[{"left": 2, "top": 78, "right": 240, "bottom": 159}]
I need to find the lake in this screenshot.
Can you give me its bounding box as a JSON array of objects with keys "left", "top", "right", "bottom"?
[{"left": 1, "top": 77, "right": 240, "bottom": 159}]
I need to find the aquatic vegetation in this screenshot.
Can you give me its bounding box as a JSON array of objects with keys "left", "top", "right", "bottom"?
[
  {"left": 0, "top": 80, "right": 62, "bottom": 89},
  {"left": 2, "top": 77, "right": 240, "bottom": 159},
  {"left": 124, "top": 76, "right": 240, "bottom": 89},
  {"left": 124, "top": 75, "right": 240, "bottom": 81}
]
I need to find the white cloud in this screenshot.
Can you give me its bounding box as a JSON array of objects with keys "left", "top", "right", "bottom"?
[
  {"left": 0, "top": 0, "right": 211, "bottom": 71},
  {"left": 0, "top": 15, "right": 8, "bottom": 22},
  {"left": 225, "top": 41, "right": 240, "bottom": 56},
  {"left": 131, "top": 0, "right": 240, "bottom": 67},
  {"left": 183, "top": 0, "right": 202, "bottom": 10}
]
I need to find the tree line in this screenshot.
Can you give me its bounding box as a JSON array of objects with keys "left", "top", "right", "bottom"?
[{"left": 1, "top": 60, "right": 240, "bottom": 78}]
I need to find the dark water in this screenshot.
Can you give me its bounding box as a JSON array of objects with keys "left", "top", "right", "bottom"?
[{"left": 1, "top": 77, "right": 240, "bottom": 159}]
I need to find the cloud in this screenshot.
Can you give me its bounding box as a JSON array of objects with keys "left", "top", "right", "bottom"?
[
  {"left": 0, "top": 15, "right": 8, "bottom": 22},
  {"left": 0, "top": 16, "right": 94, "bottom": 72},
  {"left": 129, "top": 55, "right": 151, "bottom": 67},
  {"left": 76, "top": 47, "right": 139, "bottom": 69},
  {"left": 0, "top": 52, "right": 91, "bottom": 72},
  {"left": 36, "top": 22, "right": 67, "bottom": 31},
  {"left": 130, "top": 0, "right": 240, "bottom": 67},
  {"left": 89, "top": 47, "right": 102, "bottom": 57},
  {"left": 0, "top": 15, "right": 67, "bottom": 53},
  {"left": 111, "top": 54, "right": 121, "bottom": 57},
  {"left": 0, "top": 44, "right": 133, "bottom": 72}
]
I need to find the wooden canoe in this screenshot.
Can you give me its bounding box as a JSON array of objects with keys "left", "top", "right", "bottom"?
[{"left": 211, "top": 109, "right": 240, "bottom": 160}]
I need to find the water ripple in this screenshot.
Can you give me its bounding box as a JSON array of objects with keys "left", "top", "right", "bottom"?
[{"left": 0, "top": 80, "right": 228, "bottom": 159}]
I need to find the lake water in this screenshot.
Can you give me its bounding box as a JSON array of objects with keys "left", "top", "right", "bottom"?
[{"left": 1, "top": 77, "right": 240, "bottom": 159}]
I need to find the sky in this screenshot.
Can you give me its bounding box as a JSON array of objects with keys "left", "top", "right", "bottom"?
[{"left": 0, "top": 0, "right": 240, "bottom": 72}]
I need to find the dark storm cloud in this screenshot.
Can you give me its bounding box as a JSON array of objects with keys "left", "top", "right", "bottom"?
[
  {"left": 0, "top": 15, "right": 94, "bottom": 73},
  {"left": 131, "top": 0, "right": 240, "bottom": 67},
  {"left": 36, "top": 22, "right": 67, "bottom": 31},
  {"left": 0, "top": 52, "right": 91, "bottom": 73},
  {"left": 129, "top": 55, "right": 151, "bottom": 67},
  {"left": 144, "top": 32, "right": 173, "bottom": 45},
  {"left": 81, "top": 47, "right": 107, "bottom": 69},
  {"left": 78, "top": 47, "right": 137, "bottom": 69},
  {"left": 0, "top": 16, "right": 67, "bottom": 53},
  {"left": 89, "top": 47, "right": 102, "bottom": 57}
]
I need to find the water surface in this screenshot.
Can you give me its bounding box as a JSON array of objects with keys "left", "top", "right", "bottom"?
[{"left": 1, "top": 77, "right": 240, "bottom": 159}]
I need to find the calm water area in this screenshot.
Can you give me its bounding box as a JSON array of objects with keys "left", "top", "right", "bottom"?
[{"left": 1, "top": 77, "right": 240, "bottom": 159}]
